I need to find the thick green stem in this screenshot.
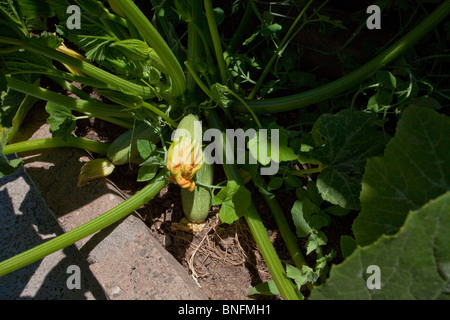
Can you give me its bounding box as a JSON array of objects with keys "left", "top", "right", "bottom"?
[
  {"left": 0, "top": 170, "right": 168, "bottom": 277},
  {"left": 252, "top": 174, "right": 306, "bottom": 270},
  {"left": 206, "top": 110, "right": 300, "bottom": 300},
  {"left": 113, "top": 0, "right": 186, "bottom": 97},
  {"left": 233, "top": 0, "right": 450, "bottom": 113},
  {"left": 142, "top": 102, "right": 178, "bottom": 128},
  {"left": 203, "top": 0, "right": 228, "bottom": 85},
  {"left": 186, "top": 1, "right": 203, "bottom": 100},
  {"left": 3, "top": 136, "right": 110, "bottom": 156},
  {"left": 184, "top": 61, "right": 212, "bottom": 99},
  {"left": 6, "top": 76, "right": 133, "bottom": 119}
]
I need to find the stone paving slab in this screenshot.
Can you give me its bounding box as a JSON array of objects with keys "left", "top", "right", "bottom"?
[
  {"left": 0, "top": 107, "right": 207, "bottom": 300},
  {"left": 0, "top": 163, "right": 107, "bottom": 299}
]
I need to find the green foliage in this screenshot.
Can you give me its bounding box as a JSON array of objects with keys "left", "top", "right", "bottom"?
[
  {"left": 353, "top": 106, "right": 450, "bottom": 246},
  {"left": 1, "top": 0, "right": 449, "bottom": 301},
  {"left": 301, "top": 108, "right": 387, "bottom": 210},
  {"left": 212, "top": 180, "right": 252, "bottom": 224},
  {"left": 247, "top": 121, "right": 298, "bottom": 166},
  {"left": 310, "top": 191, "right": 450, "bottom": 300},
  {"left": 136, "top": 138, "right": 162, "bottom": 182},
  {"left": 0, "top": 145, "right": 22, "bottom": 178},
  {"left": 45, "top": 102, "right": 77, "bottom": 139}
]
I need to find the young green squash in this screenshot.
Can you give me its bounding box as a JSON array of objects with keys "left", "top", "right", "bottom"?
[
  {"left": 181, "top": 163, "right": 213, "bottom": 223},
  {"left": 172, "top": 114, "right": 213, "bottom": 223}
]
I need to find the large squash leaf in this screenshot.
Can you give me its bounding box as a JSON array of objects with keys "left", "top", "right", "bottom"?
[
  {"left": 309, "top": 191, "right": 450, "bottom": 300},
  {"left": 353, "top": 106, "right": 450, "bottom": 246},
  {"left": 301, "top": 108, "right": 386, "bottom": 210}
]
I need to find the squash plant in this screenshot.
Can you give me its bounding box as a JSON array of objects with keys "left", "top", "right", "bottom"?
[{"left": 1, "top": 0, "right": 449, "bottom": 300}]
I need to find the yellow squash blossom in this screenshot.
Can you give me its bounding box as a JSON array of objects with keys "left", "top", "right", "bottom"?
[
  {"left": 56, "top": 42, "right": 87, "bottom": 77},
  {"left": 166, "top": 136, "right": 204, "bottom": 192}
]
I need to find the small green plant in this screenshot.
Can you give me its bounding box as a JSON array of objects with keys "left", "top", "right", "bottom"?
[{"left": 1, "top": 0, "right": 449, "bottom": 300}]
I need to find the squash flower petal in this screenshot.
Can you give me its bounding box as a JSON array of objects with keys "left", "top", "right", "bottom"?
[
  {"left": 56, "top": 43, "right": 87, "bottom": 77},
  {"left": 77, "top": 158, "right": 115, "bottom": 188},
  {"left": 166, "top": 136, "right": 204, "bottom": 191}
]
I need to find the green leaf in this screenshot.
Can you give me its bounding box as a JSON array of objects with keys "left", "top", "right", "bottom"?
[
  {"left": 267, "top": 176, "right": 283, "bottom": 191},
  {"left": 305, "top": 180, "right": 323, "bottom": 206},
  {"left": 1, "top": 75, "right": 40, "bottom": 143},
  {"left": 291, "top": 200, "right": 313, "bottom": 237},
  {"left": 242, "top": 31, "right": 258, "bottom": 45},
  {"left": 310, "top": 191, "right": 450, "bottom": 300},
  {"left": 45, "top": 102, "right": 76, "bottom": 139},
  {"left": 260, "top": 23, "right": 282, "bottom": 37},
  {"left": 286, "top": 264, "right": 319, "bottom": 288},
  {"left": 0, "top": 145, "right": 22, "bottom": 178},
  {"left": 214, "top": 181, "right": 251, "bottom": 224},
  {"left": 248, "top": 280, "right": 279, "bottom": 296},
  {"left": 19, "top": 0, "right": 53, "bottom": 19},
  {"left": 376, "top": 70, "right": 397, "bottom": 90},
  {"left": 305, "top": 108, "right": 386, "bottom": 210},
  {"left": 291, "top": 196, "right": 330, "bottom": 238},
  {"left": 340, "top": 235, "right": 357, "bottom": 258},
  {"left": 55, "top": 22, "right": 113, "bottom": 63},
  {"left": 247, "top": 131, "right": 270, "bottom": 165},
  {"left": 137, "top": 165, "right": 158, "bottom": 182},
  {"left": 210, "top": 83, "right": 234, "bottom": 109},
  {"left": 212, "top": 7, "right": 225, "bottom": 26},
  {"left": 110, "top": 39, "right": 151, "bottom": 61},
  {"left": 367, "top": 90, "right": 393, "bottom": 112},
  {"left": 409, "top": 96, "right": 441, "bottom": 110},
  {"left": 29, "top": 31, "right": 62, "bottom": 50},
  {"left": 75, "top": 0, "right": 105, "bottom": 17},
  {"left": 353, "top": 106, "right": 450, "bottom": 246},
  {"left": 247, "top": 122, "right": 298, "bottom": 166},
  {"left": 316, "top": 167, "right": 362, "bottom": 210},
  {"left": 285, "top": 175, "right": 302, "bottom": 188},
  {"left": 137, "top": 139, "right": 156, "bottom": 160},
  {"left": 0, "top": 88, "right": 39, "bottom": 143},
  {"left": 306, "top": 231, "right": 327, "bottom": 255}
]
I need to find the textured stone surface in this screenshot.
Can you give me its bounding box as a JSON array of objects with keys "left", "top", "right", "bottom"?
[
  {"left": 0, "top": 165, "right": 106, "bottom": 300},
  {"left": 0, "top": 107, "right": 207, "bottom": 300}
]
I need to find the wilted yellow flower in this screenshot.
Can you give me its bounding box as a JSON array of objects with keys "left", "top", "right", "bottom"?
[
  {"left": 56, "top": 42, "right": 87, "bottom": 77},
  {"left": 166, "top": 136, "right": 204, "bottom": 191},
  {"left": 77, "top": 158, "right": 115, "bottom": 188}
]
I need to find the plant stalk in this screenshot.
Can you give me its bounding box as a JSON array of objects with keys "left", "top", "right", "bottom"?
[
  {"left": 234, "top": 0, "right": 450, "bottom": 113},
  {"left": 0, "top": 170, "right": 168, "bottom": 277},
  {"left": 6, "top": 76, "right": 134, "bottom": 119},
  {"left": 206, "top": 109, "right": 300, "bottom": 300},
  {"left": 251, "top": 173, "right": 307, "bottom": 270},
  {"left": 113, "top": 0, "right": 186, "bottom": 97},
  {"left": 203, "top": 0, "right": 228, "bottom": 85},
  {"left": 3, "top": 137, "right": 110, "bottom": 156}
]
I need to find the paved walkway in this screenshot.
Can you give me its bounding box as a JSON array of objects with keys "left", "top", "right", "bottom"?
[
  {"left": 0, "top": 163, "right": 106, "bottom": 299},
  {"left": 0, "top": 107, "right": 207, "bottom": 300}
]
